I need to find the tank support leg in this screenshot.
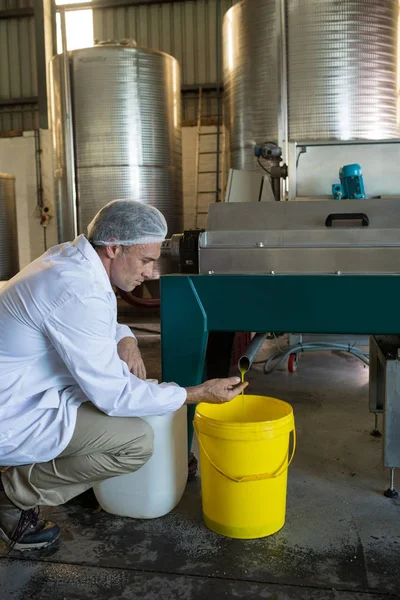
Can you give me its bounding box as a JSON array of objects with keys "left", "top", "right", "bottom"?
[
  {"left": 384, "top": 468, "right": 398, "bottom": 499},
  {"left": 371, "top": 413, "right": 382, "bottom": 438}
]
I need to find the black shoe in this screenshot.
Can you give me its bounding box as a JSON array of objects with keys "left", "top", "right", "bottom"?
[
  {"left": 0, "top": 490, "right": 60, "bottom": 552},
  {"left": 188, "top": 452, "right": 198, "bottom": 481}
]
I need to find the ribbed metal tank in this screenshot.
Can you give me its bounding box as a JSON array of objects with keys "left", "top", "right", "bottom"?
[
  {"left": 288, "top": 0, "right": 399, "bottom": 141},
  {"left": 223, "top": 0, "right": 399, "bottom": 171},
  {"left": 223, "top": 0, "right": 281, "bottom": 171},
  {"left": 51, "top": 42, "right": 182, "bottom": 242},
  {"left": 0, "top": 174, "right": 19, "bottom": 280}
]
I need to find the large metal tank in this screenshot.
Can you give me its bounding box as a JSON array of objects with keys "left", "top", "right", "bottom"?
[
  {"left": 223, "top": 0, "right": 399, "bottom": 171},
  {"left": 51, "top": 41, "right": 182, "bottom": 244},
  {"left": 288, "top": 0, "right": 399, "bottom": 141},
  {"left": 0, "top": 174, "right": 19, "bottom": 280},
  {"left": 223, "top": 0, "right": 282, "bottom": 171}
]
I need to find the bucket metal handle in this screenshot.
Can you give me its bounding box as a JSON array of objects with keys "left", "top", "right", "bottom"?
[{"left": 194, "top": 425, "right": 296, "bottom": 483}]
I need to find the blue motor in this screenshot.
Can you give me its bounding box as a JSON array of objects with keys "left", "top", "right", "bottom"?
[{"left": 332, "top": 164, "right": 366, "bottom": 200}]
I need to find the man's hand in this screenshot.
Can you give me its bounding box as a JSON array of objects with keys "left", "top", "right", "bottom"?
[
  {"left": 185, "top": 377, "right": 248, "bottom": 405},
  {"left": 117, "top": 337, "right": 146, "bottom": 380}
]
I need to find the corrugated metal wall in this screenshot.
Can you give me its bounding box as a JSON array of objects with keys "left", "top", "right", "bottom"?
[
  {"left": 93, "top": 0, "right": 235, "bottom": 121},
  {"left": 0, "top": 0, "right": 38, "bottom": 130},
  {"left": 93, "top": 0, "right": 232, "bottom": 84},
  {"left": 0, "top": 0, "right": 236, "bottom": 130}
]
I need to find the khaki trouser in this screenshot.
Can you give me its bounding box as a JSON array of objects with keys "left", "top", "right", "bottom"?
[{"left": 2, "top": 402, "right": 154, "bottom": 511}]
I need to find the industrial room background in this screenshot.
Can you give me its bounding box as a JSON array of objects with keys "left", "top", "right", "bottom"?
[{"left": 1, "top": 0, "right": 400, "bottom": 598}]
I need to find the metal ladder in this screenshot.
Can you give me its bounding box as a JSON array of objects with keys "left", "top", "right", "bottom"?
[{"left": 194, "top": 88, "right": 224, "bottom": 228}]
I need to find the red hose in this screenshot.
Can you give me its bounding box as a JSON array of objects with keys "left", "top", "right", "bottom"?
[{"left": 117, "top": 287, "right": 160, "bottom": 308}]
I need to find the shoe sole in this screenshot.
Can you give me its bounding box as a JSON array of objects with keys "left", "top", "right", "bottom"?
[{"left": 0, "top": 528, "right": 60, "bottom": 552}]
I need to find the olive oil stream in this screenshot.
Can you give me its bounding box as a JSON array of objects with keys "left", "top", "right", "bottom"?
[{"left": 240, "top": 366, "right": 246, "bottom": 421}]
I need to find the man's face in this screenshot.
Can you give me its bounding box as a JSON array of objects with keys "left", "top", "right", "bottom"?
[{"left": 109, "top": 243, "right": 161, "bottom": 292}]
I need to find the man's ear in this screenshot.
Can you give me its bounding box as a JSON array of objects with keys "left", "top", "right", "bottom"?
[
  {"left": 104, "top": 238, "right": 119, "bottom": 259},
  {"left": 105, "top": 244, "right": 120, "bottom": 259}
]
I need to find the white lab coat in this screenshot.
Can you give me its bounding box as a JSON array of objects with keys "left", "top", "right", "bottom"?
[{"left": 0, "top": 235, "right": 186, "bottom": 466}]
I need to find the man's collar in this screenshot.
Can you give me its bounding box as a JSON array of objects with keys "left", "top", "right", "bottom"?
[{"left": 74, "top": 234, "right": 114, "bottom": 293}]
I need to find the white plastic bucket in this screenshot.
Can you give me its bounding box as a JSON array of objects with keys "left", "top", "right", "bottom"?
[{"left": 94, "top": 388, "right": 187, "bottom": 519}]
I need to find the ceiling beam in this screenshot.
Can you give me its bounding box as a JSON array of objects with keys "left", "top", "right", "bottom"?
[
  {"left": 0, "top": 97, "right": 38, "bottom": 106},
  {"left": 57, "top": 0, "right": 199, "bottom": 11},
  {"left": 0, "top": 7, "right": 34, "bottom": 19}
]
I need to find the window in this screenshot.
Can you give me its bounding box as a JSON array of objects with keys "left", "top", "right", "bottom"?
[{"left": 55, "top": 0, "right": 94, "bottom": 53}]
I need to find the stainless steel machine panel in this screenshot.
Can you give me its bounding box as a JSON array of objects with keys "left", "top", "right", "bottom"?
[
  {"left": 205, "top": 198, "right": 400, "bottom": 233},
  {"left": 200, "top": 247, "right": 400, "bottom": 275},
  {"left": 0, "top": 174, "right": 19, "bottom": 280},
  {"left": 199, "top": 199, "right": 400, "bottom": 274}
]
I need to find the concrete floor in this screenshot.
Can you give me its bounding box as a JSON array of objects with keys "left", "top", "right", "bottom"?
[{"left": 0, "top": 328, "right": 399, "bottom": 599}]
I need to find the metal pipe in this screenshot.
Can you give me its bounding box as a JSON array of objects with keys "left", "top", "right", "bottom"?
[
  {"left": 390, "top": 468, "right": 395, "bottom": 490},
  {"left": 277, "top": 0, "right": 288, "bottom": 168},
  {"left": 215, "top": 0, "right": 221, "bottom": 202},
  {"left": 374, "top": 414, "right": 379, "bottom": 431},
  {"left": 34, "top": 130, "right": 44, "bottom": 209},
  {"left": 60, "top": 8, "right": 78, "bottom": 240},
  {"left": 50, "top": 0, "right": 58, "bottom": 58},
  {"left": 271, "top": 176, "right": 281, "bottom": 202},
  {"left": 384, "top": 468, "right": 399, "bottom": 498},
  {"left": 238, "top": 332, "right": 268, "bottom": 373},
  {"left": 278, "top": 0, "right": 288, "bottom": 200},
  {"left": 34, "top": 0, "right": 49, "bottom": 128}
]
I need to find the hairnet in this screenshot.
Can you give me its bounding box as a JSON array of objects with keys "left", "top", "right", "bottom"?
[{"left": 87, "top": 200, "right": 168, "bottom": 246}]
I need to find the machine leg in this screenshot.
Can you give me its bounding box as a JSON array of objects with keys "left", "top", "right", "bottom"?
[
  {"left": 368, "top": 336, "right": 400, "bottom": 496},
  {"left": 382, "top": 350, "right": 400, "bottom": 497},
  {"left": 369, "top": 336, "right": 383, "bottom": 437},
  {"left": 371, "top": 413, "right": 382, "bottom": 438},
  {"left": 370, "top": 336, "right": 400, "bottom": 496},
  {"left": 160, "top": 276, "right": 209, "bottom": 455},
  {"left": 384, "top": 468, "right": 399, "bottom": 499}
]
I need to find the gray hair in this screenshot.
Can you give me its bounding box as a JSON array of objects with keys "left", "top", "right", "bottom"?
[{"left": 87, "top": 200, "right": 168, "bottom": 246}]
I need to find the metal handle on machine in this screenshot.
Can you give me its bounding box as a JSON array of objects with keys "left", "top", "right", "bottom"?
[{"left": 325, "top": 213, "right": 369, "bottom": 227}]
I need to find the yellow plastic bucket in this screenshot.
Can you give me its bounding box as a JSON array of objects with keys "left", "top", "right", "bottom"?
[{"left": 194, "top": 394, "right": 295, "bottom": 539}]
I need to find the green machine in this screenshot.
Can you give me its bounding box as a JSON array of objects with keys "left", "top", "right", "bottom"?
[{"left": 160, "top": 199, "right": 400, "bottom": 498}]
